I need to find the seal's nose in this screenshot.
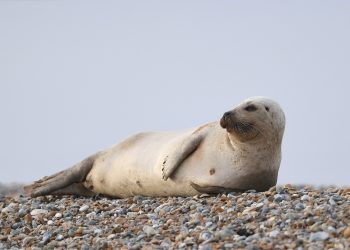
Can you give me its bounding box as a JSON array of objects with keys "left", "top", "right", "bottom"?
[
  {"left": 223, "top": 111, "right": 233, "bottom": 118},
  {"left": 223, "top": 110, "right": 235, "bottom": 118},
  {"left": 220, "top": 111, "right": 235, "bottom": 129}
]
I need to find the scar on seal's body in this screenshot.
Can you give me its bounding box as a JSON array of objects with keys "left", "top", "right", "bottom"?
[{"left": 136, "top": 180, "right": 143, "bottom": 188}]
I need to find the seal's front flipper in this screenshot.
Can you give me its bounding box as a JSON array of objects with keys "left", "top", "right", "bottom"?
[
  {"left": 162, "top": 131, "right": 205, "bottom": 180},
  {"left": 23, "top": 155, "right": 96, "bottom": 197}
]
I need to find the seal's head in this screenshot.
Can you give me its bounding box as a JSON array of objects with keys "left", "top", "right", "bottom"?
[
  {"left": 191, "top": 97, "right": 285, "bottom": 194},
  {"left": 220, "top": 97, "right": 285, "bottom": 145}
]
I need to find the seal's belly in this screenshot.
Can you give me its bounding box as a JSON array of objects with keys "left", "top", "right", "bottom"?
[{"left": 84, "top": 131, "right": 201, "bottom": 197}]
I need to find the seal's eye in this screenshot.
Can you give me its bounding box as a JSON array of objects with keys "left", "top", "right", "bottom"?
[
  {"left": 265, "top": 106, "right": 270, "bottom": 112},
  {"left": 244, "top": 105, "right": 257, "bottom": 112}
]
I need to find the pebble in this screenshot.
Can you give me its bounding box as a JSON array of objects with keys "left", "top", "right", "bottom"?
[
  {"left": 343, "top": 227, "right": 350, "bottom": 238},
  {"left": 41, "top": 231, "right": 52, "bottom": 245},
  {"left": 30, "top": 209, "right": 48, "bottom": 216},
  {"left": 309, "top": 231, "right": 329, "bottom": 241},
  {"left": 56, "top": 234, "right": 64, "bottom": 241},
  {"left": 215, "top": 228, "right": 234, "bottom": 240},
  {"left": 22, "top": 236, "right": 36, "bottom": 246},
  {"left": 200, "top": 231, "right": 213, "bottom": 241},
  {"left": 79, "top": 205, "right": 89, "bottom": 212},
  {"left": 269, "top": 230, "right": 280, "bottom": 238},
  {"left": 143, "top": 225, "right": 156, "bottom": 236},
  {"left": 301, "top": 194, "right": 310, "bottom": 201},
  {"left": 273, "top": 194, "right": 285, "bottom": 202},
  {"left": 295, "top": 203, "right": 305, "bottom": 211},
  {"left": 2, "top": 203, "right": 17, "bottom": 213},
  {"left": 0, "top": 185, "right": 348, "bottom": 249},
  {"left": 18, "top": 208, "right": 27, "bottom": 217},
  {"left": 54, "top": 212, "right": 62, "bottom": 218}
]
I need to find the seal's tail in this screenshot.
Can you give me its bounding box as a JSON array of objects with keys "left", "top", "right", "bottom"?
[{"left": 23, "top": 155, "right": 97, "bottom": 197}]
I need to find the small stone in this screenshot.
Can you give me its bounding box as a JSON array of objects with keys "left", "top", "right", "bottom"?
[
  {"left": 0, "top": 236, "right": 7, "bottom": 241},
  {"left": 329, "top": 198, "right": 336, "bottom": 206},
  {"left": 127, "top": 212, "right": 137, "bottom": 217},
  {"left": 56, "top": 234, "right": 64, "bottom": 241},
  {"left": 227, "top": 207, "right": 235, "bottom": 213},
  {"left": 79, "top": 205, "right": 89, "bottom": 212},
  {"left": 143, "top": 225, "right": 156, "bottom": 236},
  {"left": 30, "top": 209, "right": 48, "bottom": 216},
  {"left": 107, "top": 234, "right": 116, "bottom": 240},
  {"left": 88, "top": 220, "right": 97, "bottom": 225},
  {"left": 18, "top": 208, "right": 27, "bottom": 217},
  {"left": 75, "top": 227, "right": 84, "bottom": 236},
  {"left": 245, "top": 244, "right": 260, "bottom": 250},
  {"left": 47, "top": 220, "right": 54, "bottom": 225},
  {"left": 136, "top": 234, "right": 146, "bottom": 241},
  {"left": 41, "top": 231, "right": 52, "bottom": 245},
  {"left": 245, "top": 233, "right": 260, "bottom": 242},
  {"left": 81, "top": 244, "right": 90, "bottom": 250},
  {"left": 343, "top": 227, "right": 350, "bottom": 238},
  {"left": 2, "top": 203, "right": 17, "bottom": 213},
  {"left": 200, "top": 231, "right": 213, "bottom": 241},
  {"left": 11, "top": 228, "right": 20, "bottom": 236},
  {"left": 295, "top": 203, "right": 305, "bottom": 211},
  {"left": 11, "top": 222, "right": 23, "bottom": 229},
  {"left": 273, "top": 194, "right": 284, "bottom": 202},
  {"left": 23, "top": 213, "right": 32, "bottom": 225},
  {"left": 309, "top": 231, "right": 329, "bottom": 241},
  {"left": 269, "top": 230, "right": 279, "bottom": 238},
  {"left": 205, "top": 221, "right": 213, "bottom": 228},
  {"left": 301, "top": 195, "right": 310, "bottom": 201},
  {"left": 179, "top": 242, "right": 187, "bottom": 248},
  {"left": 224, "top": 243, "right": 234, "bottom": 248},
  {"left": 157, "top": 209, "right": 165, "bottom": 216},
  {"left": 54, "top": 212, "right": 62, "bottom": 218},
  {"left": 68, "top": 228, "right": 76, "bottom": 237},
  {"left": 276, "top": 186, "right": 285, "bottom": 194},
  {"left": 215, "top": 228, "right": 233, "bottom": 240},
  {"left": 22, "top": 236, "right": 36, "bottom": 246}
]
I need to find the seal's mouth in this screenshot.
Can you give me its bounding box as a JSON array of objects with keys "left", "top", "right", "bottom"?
[
  {"left": 220, "top": 112, "right": 254, "bottom": 133},
  {"left": 220, "top": 111, "right": 260, "bottom": 141}
]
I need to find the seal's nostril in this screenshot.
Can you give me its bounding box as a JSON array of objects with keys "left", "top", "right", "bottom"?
[{"left": 224, "top": 111, "right": 233, "bottom": 117}]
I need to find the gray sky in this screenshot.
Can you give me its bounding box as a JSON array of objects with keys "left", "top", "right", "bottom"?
[{"left": 1, "top": 1, "right": 349, "bottom": 186}]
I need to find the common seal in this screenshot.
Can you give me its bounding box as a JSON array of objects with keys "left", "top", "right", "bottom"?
[{"left": 24, "top": 97, "right": 285, "bottom": 198}]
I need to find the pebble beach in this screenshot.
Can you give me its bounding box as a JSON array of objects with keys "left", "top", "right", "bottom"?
[{"left": 1, "top": 185, "right": 349, "bottom": 249}]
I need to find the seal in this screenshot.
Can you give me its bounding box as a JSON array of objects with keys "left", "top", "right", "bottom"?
[{"left": 24, "top": 97, "right": 285, "bottom": 198}]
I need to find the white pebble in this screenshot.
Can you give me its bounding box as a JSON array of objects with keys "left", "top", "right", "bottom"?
[
  {"left": 54, "top": 213, "right": 62, "bottom": 218},
  {"left": 56, "top": 234, "right": 64, "bottom": 241},
  {"left": 329, "top": 198, "right": 336, "bottom": 206},
  {"left": 269, "top": 230, "right": 280, "bottom": 238},
  {"left": 1, "top": 203, "right": 17, "bottom": 214},
  {"left": 143, "top": 225, "right": 156, "bottom": 236},
  {"left": 310, "top": 231, "right": 329, "bottom": 241},
  {"left": 301, "top": 195, "right": 310, "bottom": 201},
  {"left": 79, "top": 205, "right": 89, "bottom": 212},
  {"left": 30, "top": 209, "right": 48, "bottom": 216},
  {"left": 107, "top": 234, "right": 116, "bottom": 240}
]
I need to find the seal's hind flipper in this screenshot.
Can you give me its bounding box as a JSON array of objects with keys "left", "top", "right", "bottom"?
[
  {"left": 23, "top": 155, "right": 96, "bottom": 197},
  {"left": 161, "top": 124, "right": 214, "bottom": 180},
  {"left": 51, "top": 183, "right": 95, "bottom": 196}
]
